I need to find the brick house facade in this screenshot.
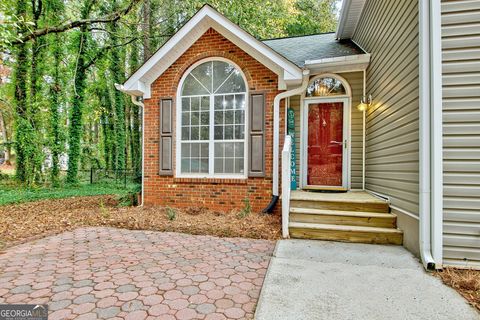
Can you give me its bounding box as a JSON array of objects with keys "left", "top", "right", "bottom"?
[
  {"left": 118, "top": 2, "right": 480, "bottom": 269},
  {"left": 143, "top": 28, "right": 285, "bottom": 213}
]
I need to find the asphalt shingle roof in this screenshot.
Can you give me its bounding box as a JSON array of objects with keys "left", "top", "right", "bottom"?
[{"left": 262, "top": 32, "right": 364, "bottom": 67}]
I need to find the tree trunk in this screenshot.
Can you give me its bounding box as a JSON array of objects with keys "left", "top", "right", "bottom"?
[
  {"left": 13, "top": 0, "right": 32, "bottom": 183},
  {"left": 49, "top": 34, "right": 62, "bottom": 186},
  {"left": 109, "top": 0, "right": 126, "bottom": 171},
  {"left": 128, "top": 24, "right": 141, "bottom": 174},
  {"left": 66, "top": 4, "right": 90, "bottom": 183},
  {"left": 142, "top": 0, "right": 151, "bottom": 61},
  {"left": 0, "top": 109, "right": 10, "bottom": 164},
  {"left": 98, "top": 73, "right": 116, "bottom": 171}
]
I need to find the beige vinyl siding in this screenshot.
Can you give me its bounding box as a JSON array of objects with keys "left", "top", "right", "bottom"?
[
  {"left": 343, "top": 72, "right": 364, "bottom": 190},
  {"left": 352, "top": 0, "right": 420, "bottom": 215},
  {"left": 441, "top": 0, "right": 480, "bottom": 267},
  {"left": 288, "top": 71, "right": 364, "bottom": 189}
]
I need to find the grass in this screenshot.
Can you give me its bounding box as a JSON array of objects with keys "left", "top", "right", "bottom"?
[{"left": 0, "top": 182, "right": 140, "bottom": 206}]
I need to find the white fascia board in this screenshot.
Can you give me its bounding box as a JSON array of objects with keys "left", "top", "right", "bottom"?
[
  {"left": 131, "top": 80, "right": 147, "bottom": 96},
  {"left": 336, "top": 0, "right": 352, "bottom": 39},
  {"left": 118, "top": 81, "right": 148, "bottom": 97},
  {"left": 123, "top": 8, "right": 207, "bottom": 93},
  {"left": 305, "top": 53, "right": 370, "bottom": 74},
  {"left": 336, "top": 0, "right": 367, "bottom": 40},
  {"left": 122, "top": 5, "right": 302, "bottom": 97}
]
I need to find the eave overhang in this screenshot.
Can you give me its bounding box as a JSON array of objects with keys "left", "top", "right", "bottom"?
[{"left": 304, "top": 53, "right": 371, "bottom": 74}]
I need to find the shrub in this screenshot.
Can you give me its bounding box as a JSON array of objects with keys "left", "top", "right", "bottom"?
[
  {"left": 237, "top": 198, "right": 251, "bottom": 219},
  {"left": 166, "top": 207, "right": 177, "bottom": 221}
]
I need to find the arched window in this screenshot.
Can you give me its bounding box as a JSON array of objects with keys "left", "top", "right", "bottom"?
[
  {"left": 179, "top": 60, "right": 247, "bottom": 177},
  {"left": 306, "top": 76, "right": 347, "bottom": 97}
]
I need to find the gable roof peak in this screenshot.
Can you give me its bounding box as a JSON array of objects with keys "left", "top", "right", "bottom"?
[{"left": 121, "top": 4, "right": 303, "bottom": 98}]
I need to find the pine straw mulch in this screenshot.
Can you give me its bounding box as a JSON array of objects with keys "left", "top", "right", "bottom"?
[
  {"left": 436, "top": 267, "right": 480, "bottom": 311},
  {"left": 0, "top": 195, "right": 281, "bottom": 251}
]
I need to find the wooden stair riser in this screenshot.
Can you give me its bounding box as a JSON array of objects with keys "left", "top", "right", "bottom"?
[
  {"left": 289, "top": 227, "right": 403, "bottom": 245},
  {"left": 289, "top": 213, "right": 396, "bottom": 228},
  {"left": 290, "top": 199, "right": 390, "bottom": 213}
]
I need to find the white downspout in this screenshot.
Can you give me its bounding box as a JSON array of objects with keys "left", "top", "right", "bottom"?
[
  {"left": 419, "top": 0, "right": 442, "bottom": 270},
  {"left": 272, "top": 70, "right": 310, "bottom": 196},
  {"left": 115, "top": 84, "right": 145, "bottom": 207},
  {"left": 362, "top": 70, "right": 366, "bottom": 190},
  {"left": 430, "top": 0, "right": 443, "bottom": 267}
]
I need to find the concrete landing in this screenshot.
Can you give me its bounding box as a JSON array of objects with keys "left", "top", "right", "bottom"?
[{"left": 255, "top": 240, "right": 479, "bottom": 320}]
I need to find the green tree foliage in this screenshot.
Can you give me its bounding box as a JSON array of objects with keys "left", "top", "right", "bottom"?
[
  {"left": 2, "top": 0, "right": 340, "bottom": 186},
  {"left": 108, "top": 0, "right": 127, "bottom": 171},
  {"left": 12, "top": 0, "right": 37, "bottom": 183},
  {"left": 66, "top": 0, "right": 93, "bottom": 183},
  {"left": 285, "top": 0, "right": 338, "bottom": 36}
]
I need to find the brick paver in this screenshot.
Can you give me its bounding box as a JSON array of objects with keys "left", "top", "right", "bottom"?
[{"left": 0, "top": 227, "right": 275, "bottom": 319}]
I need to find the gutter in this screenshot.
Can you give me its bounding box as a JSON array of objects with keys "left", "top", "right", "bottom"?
[
  {"left": 304, "top": 54, "right": 370, "bottom": 73},
  {"left": 115, "top": 84, "right": 145, "bottom": 207},
  {"left": 362, "top": 69, "right": 366, "bottom": 190},
  {"left": 418, "top": 0, "right": 443, "bottom": 270},
  {"left": 264, "top": 69, "right": 310, "bottom": 213}
]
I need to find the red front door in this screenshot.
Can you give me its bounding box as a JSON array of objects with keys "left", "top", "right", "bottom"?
[{"left": 307, "top": 102, "right": 344, "bottom": 186}]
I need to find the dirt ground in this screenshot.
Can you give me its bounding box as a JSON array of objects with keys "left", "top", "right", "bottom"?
[
  {"left": 437, "top": 268, "right": 480, "bottom": 312},
  {"left": 0, "top": 195, "right": 281, "bottom": 251}
]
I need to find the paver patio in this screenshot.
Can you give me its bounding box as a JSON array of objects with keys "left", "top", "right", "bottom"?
[{"left": 0, "top": 227, "right": 275, "bottom": 319}]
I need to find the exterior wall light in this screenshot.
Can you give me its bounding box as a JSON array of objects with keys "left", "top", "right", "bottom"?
[{"left": 357, "top": 94, "right": 372, "bottom": 111}]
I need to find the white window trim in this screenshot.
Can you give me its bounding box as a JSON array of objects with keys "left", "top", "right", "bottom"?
[
  {"left": 175, "top": 57, "right": 249, "bottom": 179},
  {"left": 304, "top": 73, "right": 353, "bottom": 99}
]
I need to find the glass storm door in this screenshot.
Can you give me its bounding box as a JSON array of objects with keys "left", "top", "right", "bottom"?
[{"left": 307, "top": 102, "right": 345, "bottom": 187}]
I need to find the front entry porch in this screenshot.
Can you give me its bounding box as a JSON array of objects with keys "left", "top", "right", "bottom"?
[
  {"left": 286, "top": 72, "right": 364, "bottom": 192},
  {"left": 286, "top": 190, "right": 403, "bottom": 245},
  {"left": 280, "top": 73, "right": 403, "bottom": 244}
]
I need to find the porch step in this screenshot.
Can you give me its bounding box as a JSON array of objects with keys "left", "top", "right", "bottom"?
[
  {"left": 289, "top": 207, "right": 397, "bottom": 228},
  {"left": 302, "top": 186, "right": 348, "bottom": 192},
  {"left": 290, "top": 191, "right": 390, "bottom": 213},
  {"left": 289, "top": 222, "right": 403, "bottom": 245}
]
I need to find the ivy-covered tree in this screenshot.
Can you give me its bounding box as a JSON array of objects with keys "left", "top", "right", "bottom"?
[
  {"left": 12, "top": 0, "right": 37, "bottom": 184},
  {"left": 108, "top": 0, "right": 127, "bottom": 172},
  {"left": 3, "top": 0, "right": 340, "bottom": 186},
  {"left": 66, "top": 0, "right": 93, "bottom": 183}
]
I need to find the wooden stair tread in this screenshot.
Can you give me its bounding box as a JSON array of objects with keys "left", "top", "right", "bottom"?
[
  {"left": 302, "top": 186, "right": 348, "bottom": 191},
  {"left": 289, "top": 207, "right": 396, "bottom": 219},
  {"left": 289, "top": 222, "right": 403, "bottom": 234},
  {"left": 290, "top": 190, "right": 387, "bottom": 204}
]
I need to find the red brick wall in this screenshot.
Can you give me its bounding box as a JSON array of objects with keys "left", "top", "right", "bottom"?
[{"left": 143, "top": 28, "right": 284, "bottom": 213}]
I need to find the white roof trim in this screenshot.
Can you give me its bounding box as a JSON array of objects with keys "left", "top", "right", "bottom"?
[
  {"left": 336, "top": 0, "right": 367, "bottom": 40},
  {"left": 304, "top": 53, "right": 371, "bottom": 74},
  {"left": 122, "top": 5, "right": 303, "bottom": 98}
]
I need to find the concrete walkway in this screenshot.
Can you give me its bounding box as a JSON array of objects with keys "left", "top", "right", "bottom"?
[{"left": 255, "top": 240, "right": 479, "bottom": 320}]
